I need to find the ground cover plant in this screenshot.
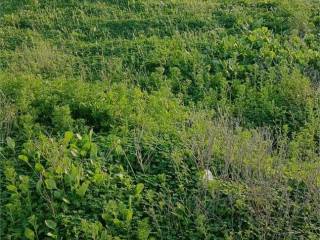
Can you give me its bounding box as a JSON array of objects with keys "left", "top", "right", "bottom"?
[{"left": 0, "top": 0, "right": 320, "bottom": 239}]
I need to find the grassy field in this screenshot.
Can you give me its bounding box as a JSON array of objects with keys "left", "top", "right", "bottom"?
[{"left": 1, "top": 0, "right": 320, "bottom": 239}]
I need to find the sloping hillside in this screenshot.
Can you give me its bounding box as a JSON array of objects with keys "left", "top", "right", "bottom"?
[{"left": 1, "top": 0, "right": 320, "bottom": 239}]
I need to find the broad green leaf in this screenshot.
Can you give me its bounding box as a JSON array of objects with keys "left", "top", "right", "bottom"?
[
  {"left": 55, "top": 165, "right": 64, "bottom": 174},
  {"left": 80, "top": 149, "right": 87, "bottom": 157},
  {"left": 82, "top": 141, "right": 91, "bottom": 151},
  {"left": 18, "top": 154, "right": 29, "bottom": 163},
  {"left": 76, "top": 181, "right": 90, "bottom": 197},
  {"left": 45, "top": 179, "right": 57, "bottom": 190},
  {"left": 93, "top": 172, "right": 105, "bottom": 185},
  {"left": 53, "top": 190, "right": 62, "bottom": 199},
  {"left": 47, "top": 232, "right": 57, "bottom": 239},
  {"left": 70, "top": 164, "right": 81, "bottom": 186},
  {"left": 6, "top": 137, "right": 15, "bottom": 150},
  {"left": 6, "top": 184, "right": 17, "bottom": 192},
  {"left": 25, "top": 228, "right": 35, "bottom": 240},
  {"left": 135, "top": 183, "right": 144, "bottom": 195},
  {"left": 126, "top": 209, "right": 133, "bottom": 222},
  {"left": 63, "top": 131, "right": 73, "bottom": 144},
  {"left": 113, "top": 218, "right": 121, "bottom": 226},
  {"left": 137, "top": 218, "right": 151, "bottom": 240},
  {"left": 28, "top": 215, "right": 37, "bottom": 227},
  {"left": 36, "top": 180, "right": 42, "bottom": 193},
  {"left": 35, "top": 163, "right": 45, "bottom": 172},
  {"left": 45, "top": 220, "right": 57, "bottom": 229}
]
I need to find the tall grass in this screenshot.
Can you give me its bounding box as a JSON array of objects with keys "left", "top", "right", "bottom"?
[{"left": 0, "top": 91, "right": 15, "bottom": 146}]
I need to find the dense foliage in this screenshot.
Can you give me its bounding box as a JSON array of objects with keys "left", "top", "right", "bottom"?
[{"left": 0, "top": 0, "right": 320, "bottom": 239}]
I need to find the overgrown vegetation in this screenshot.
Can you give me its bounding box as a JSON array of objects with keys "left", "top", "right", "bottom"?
[{"left": 0, "top": 0, "right": 320, "bottom": 239}]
